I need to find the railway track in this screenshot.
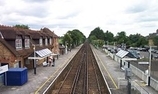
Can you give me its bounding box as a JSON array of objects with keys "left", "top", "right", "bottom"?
[{"left": 44, "top": 42, "right": 110, "bottom": 94}]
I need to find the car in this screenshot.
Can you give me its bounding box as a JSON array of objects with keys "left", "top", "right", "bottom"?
[{"left": 153, "top": 55, "right": 158, "bottom": 59}]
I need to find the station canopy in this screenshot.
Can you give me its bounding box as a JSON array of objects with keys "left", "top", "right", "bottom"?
[
  {"left": 116, "top": 50, "right": 129, "bottom": 58},
  {"left": 28, "top": 48, "right": 52, "bottom": 60}
]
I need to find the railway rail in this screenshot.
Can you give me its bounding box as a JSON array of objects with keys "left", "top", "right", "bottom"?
[{"left": 43, "top": 42, "right": 110, "bottom": 94}]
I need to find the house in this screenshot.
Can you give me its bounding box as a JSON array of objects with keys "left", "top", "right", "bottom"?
[
  {"left": 41, "top": 28, "right": 60, "bottom": 55},
  {"left": 0, "top": 25, "right": 59, "bottom": 69}
]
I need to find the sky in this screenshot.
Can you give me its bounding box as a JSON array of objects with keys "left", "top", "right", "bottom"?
[{"left": 0, "top": 0, "right": 158, "bottom": 37}]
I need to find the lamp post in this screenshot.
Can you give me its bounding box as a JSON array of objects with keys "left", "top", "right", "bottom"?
[
  {"left": 33, "top": 45, "right": 36, "bottom": 74},
  {"left": 148, "top": 46, "right": 151, "bottom": 86},
  {"left": 113, "top": 42, "right": 116, "bottom": 49},
  {"left": 107, "top": 41, "right": 109, "bottom": 48},
  {"left": 70, "top": 44, "right": 72, "bottom": 52},
  {"left": 65, "top": 42, "right": 67, "bottom": 54}
]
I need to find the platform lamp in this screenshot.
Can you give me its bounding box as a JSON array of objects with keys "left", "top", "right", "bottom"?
[
  {"left": 33, "top": 44, "right": 36, "bottom": 74},
  {"left": 148, "top": 46, "right": 151, "bottom": 86},
  {"left": 148, "top": 40, "right": 153, "bottom": 86}
]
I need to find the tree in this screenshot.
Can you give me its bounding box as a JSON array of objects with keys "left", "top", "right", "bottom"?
[
  {"left": 88, "top": 27, "right": 105, "bottom": 47},
  {"left": 62, "top": 29, "right": 86, "bottom": 48},
  {"left": 14, "top": 24, "right": 30, "bottom": 29},
  {"left": 128, "top": 34, "right": 148, "bottom": 47},
  {"left": 89, "top": 27, "right": 104, "bottom": 40},
  {"left": 115, "top": 31, "right": 127, "bottom": 44},
  {"left": 153, "top": 36, "right": 158, "bottom": 47},
  {"left": 63, "top": 33, "right": 72, "bottom": 48},
  {"left": 89, "top": 35, "right": 97, "bottom": 45},
  {"left": 104, "top": 30, "right": 114, "bottom": 43}
]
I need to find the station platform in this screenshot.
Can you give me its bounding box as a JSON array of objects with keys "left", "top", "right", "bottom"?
[{"left": 93, "top": 47, "right": 158, "bottom": 94}]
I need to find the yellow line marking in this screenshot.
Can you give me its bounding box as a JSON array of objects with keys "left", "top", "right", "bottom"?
[
  {"left": 34, "top": 53, "right": 75, "bottom": 94},
  {"left": 95, "top": 50, "right": 118, "bottom": 89},
  {"left": 34, "top": 68, "right": 58, "bottom": 94}
]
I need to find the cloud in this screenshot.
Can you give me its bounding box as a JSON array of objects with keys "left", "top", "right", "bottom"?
[
  {"left": 138, "top": 15, "right": 158, "bottom": 22},
  {"left": 50, "top": 23, "right": 77, "bottom": 28},
  {"left": 126, "top": 4, "right": 148, "bottom": 13},
  {"left": 18, "top": 5, "right": 49, "bottom": 18},
  {"left": 0, "top": 0, "right": 50, "bottom": 27},
  {"left": 0, "top": 0, "right": 158, "bottom": 38},
  {"left": 24, "top": 0, "right": 50, "bottom": 3},
  {"left": 56, "top": 11, "right": 80, "bottom": 19}
]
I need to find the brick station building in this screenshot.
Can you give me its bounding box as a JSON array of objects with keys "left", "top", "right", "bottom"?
[{"left": 0, "top": 25, "right": 60, "bottom": 69}]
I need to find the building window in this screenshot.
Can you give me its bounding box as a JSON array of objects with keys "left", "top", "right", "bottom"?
[
  {"left": 49, "top": 38, "right": 52, "bottom": 45},
  {"left": 39, "top": 37, "right": 43, "bottom": 46},
  {"left": 25, "top": 39, "right": 30, "bottom": 48},
  {"left": 15, "top": 39, "right": 22, "bottom": 50},
  {"left": 45, "top": 38, "right": 48, "bottom": 46}
]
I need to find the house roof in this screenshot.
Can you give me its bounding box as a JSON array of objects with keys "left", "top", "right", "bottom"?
[
  {"left": 41, "top": 28, "right": 59, "bottom": 38},
  {"left": 0, "top": 38, "right": 20, "bottom": 56},
  {"left": 0, "top": 25, "right": 56, "bottom": 58},
  {"left": 0, "top": 25, "right": 56, "bottom": 40}
]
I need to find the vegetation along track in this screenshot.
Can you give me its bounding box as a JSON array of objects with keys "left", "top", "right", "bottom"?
[{"left": 44, "top": 42, "right": 110, "bottom": 94}]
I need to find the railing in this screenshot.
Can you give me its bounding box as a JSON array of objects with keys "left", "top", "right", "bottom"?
[
  {"left": 132, "top": 80, "right": 150, "bottom": 94},
  {"left": 118, "top": 78, "right": 150, "bottom": 94}
]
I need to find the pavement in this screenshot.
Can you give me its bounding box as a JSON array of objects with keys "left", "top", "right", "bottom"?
[{"left": 0, "top": 45, "right": 158, "bottom": 94}]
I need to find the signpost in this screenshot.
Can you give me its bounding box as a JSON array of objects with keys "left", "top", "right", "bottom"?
[
  {"left": 0, "top": 65, "right": 8, "bottom": 85},
  {"left": 0, "top": 65, "right": 8, "bottom": 74}
]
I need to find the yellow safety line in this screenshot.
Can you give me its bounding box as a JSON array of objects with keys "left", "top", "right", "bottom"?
[
  {"left": 34, "top": 68, "right": 58, "bottom": 94},
  {"left": 95, "top": 50, "right": 118, "bottom": 89},
  {"left": 34, "top": 53, "right": 75, "bottom": 94}
]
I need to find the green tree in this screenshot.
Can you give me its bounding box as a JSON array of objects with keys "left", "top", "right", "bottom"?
[
  {"left": 128, "top": 34, "right": 148, "bottom": 47},
  {"left": 72, "top": 29, "right": 86, "bottom": 43},
  {"left": 63, "top": 33, "right": 72, "bottom": 48},
  {"left": 89, "top": 27, "right": 104, "bottom": 40},
  {"left": 104, "top": 30, "right": 114, "bottom": 43},
  {"left": 14, "top": 24, "right": 30, "bottom": 29},
  {"left": 88, "top": 27, "right": 105, "bottom": 47},
  {"left": 115, "top": 31, "right": 127, "bottom": 44},
  {"left": 89, "top": 35, "right": 97, "bottom": 45},
  {"left": 153, "top": 36, "right": 158, "bottom": 47},
  {"left": 63, "top": 29, "right": 86, "bottom": 48}
]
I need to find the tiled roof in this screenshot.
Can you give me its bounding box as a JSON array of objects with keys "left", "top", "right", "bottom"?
[
  {"left": 28, "top": 30, "right": 41, "bottom": 39},
  {"left": 0, "top": 38, "right": 20, "bottom": 56},
  {"left": 41, "top": 27, "right": 59, "bottom": 38},
  {"left": 0, "top": 26, "right": 16, "bottom": 39},
  {"left": 0, "top": 25, "right": 55, "bottom": 39},
  {"left": 0, "top": 25, "right": 56, "bottom": 58}
]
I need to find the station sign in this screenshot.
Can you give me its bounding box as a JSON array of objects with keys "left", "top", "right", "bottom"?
[{"left": 0, "top": 65, "right": 8, "bottom": 74}]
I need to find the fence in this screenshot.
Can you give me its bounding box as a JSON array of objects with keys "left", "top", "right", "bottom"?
[{"left": 118, "top": 78, "right": 150, "bottom": 94}]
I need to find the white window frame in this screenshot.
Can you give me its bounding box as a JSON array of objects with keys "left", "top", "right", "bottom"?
[
  {"left": 25, "top": 39, "right": 30, "bottom": 48},
  {"left": 15, "top": 39, "right": 22, "bottom": 50},
  {"left": 39, "top": 37, "right": 43, "bottom": 46},
  {"left": 45, "top": 38, "right": 48, "bottom": 46}
]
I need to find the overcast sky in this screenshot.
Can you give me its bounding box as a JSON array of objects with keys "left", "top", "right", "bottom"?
[{"left": 0, "top": 0, "right": 158, "bottom": 37}]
